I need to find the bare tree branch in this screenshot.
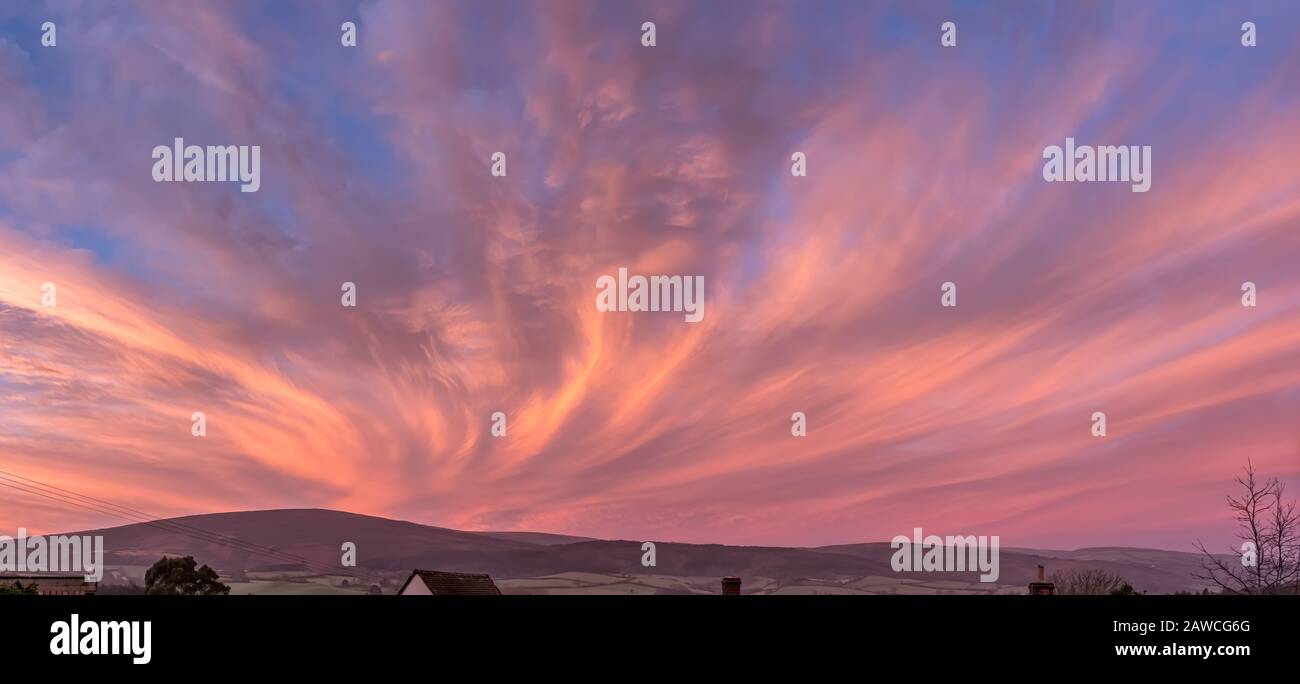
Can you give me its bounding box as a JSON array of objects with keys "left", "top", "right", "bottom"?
[
  {"left": 1196, "top": 460, "right": 1299, "bottom": 594},
  {"left": 1048, "top": 568, "right": 1131, "bottom": 595}
]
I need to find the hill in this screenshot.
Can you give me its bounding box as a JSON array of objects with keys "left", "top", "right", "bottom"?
[{"left": 67, "top": 508, "right": 1219, "bottom": 594}]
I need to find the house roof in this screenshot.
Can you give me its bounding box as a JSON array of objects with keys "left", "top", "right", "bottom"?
[{"left": 400, "top": 569, "right": 502, "bottom": 595}]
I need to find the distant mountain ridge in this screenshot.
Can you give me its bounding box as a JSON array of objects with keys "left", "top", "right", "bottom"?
[{"left": 66, "top": 508, "right": 1217, "bottom": 594}]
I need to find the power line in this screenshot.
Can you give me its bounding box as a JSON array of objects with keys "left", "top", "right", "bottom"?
[
  {"left": 0, "top": 476, "right": 353, "bottom": 578},
  {"left": 0, "top": 469, "right": 356, "bottom": 578},
  {"left": 0, "top": 466, "right": 343, "bottom": 573},
  {"left": 0, "top": 477, "right": 348, "bottom": 577}
]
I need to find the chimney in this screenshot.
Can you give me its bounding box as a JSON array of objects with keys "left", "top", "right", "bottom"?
[
  {"left": 721, "top": 576, "right": 742, "bottom": 595},
  {"left": 1028, "top": 564, "right": 1055, "bottom": 595}
]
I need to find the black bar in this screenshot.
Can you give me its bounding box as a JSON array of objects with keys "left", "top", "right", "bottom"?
[{"left": 0, "top": 595, "right": 1289, "bottom": 671}]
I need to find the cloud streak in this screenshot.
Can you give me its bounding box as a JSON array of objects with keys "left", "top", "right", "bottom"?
[{"left": 1, "top": 0, "right": 1297, "bottom": 550}]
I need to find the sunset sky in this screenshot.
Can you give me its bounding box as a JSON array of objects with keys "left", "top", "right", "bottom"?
[{"left": 1, "top": 1, "right": 1298, "bottom": 551}]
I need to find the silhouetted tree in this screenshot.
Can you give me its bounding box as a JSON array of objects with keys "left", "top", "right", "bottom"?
[
  {"left": 144, "top": 555, "right": 230, "bottom": 595},
  {"left": 1048, "top": 568, "right": 1133, "bottom": 595},
  {"left": 1194, "top": 461, "right": 1300, "bottom": 594},
  {"left": 0, "top": 580, "right": 39, "bottom": 595}
]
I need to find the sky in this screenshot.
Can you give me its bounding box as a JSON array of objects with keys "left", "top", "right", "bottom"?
[{"left": 0, "top": 0, "right": 1298, "bottom": 551}]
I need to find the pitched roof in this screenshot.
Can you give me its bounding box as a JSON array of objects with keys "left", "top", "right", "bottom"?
[{"left": 401, "top": 569, "right": 502, "bottom": 595}]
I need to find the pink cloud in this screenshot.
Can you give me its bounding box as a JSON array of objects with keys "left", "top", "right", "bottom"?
[{"left": 0, "top": 1, "right": 1296, "bottom": 552}]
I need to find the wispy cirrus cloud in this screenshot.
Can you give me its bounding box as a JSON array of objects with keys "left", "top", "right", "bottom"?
[{"left": 0, "top": 0, "right": 1297, "bottom": 550}]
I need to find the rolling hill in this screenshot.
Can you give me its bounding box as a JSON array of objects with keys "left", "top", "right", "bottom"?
[{"left": 67, "top": 508, "right": 1220, "bottom": 594}]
